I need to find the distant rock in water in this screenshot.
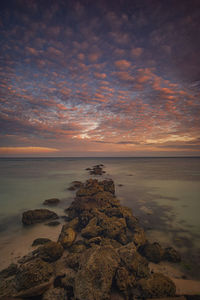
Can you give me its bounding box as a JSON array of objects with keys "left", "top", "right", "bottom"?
[
  {"left": 88, "top": 164, "right": 106, "bottom": 175},
  {"left": 43, "top": 198, "right": 60, "bottom": 206},
  {"left": 22, "top": 209, "right": 58, "bottom": 225},
  {"left": 45, "top": 221, "right": 60, "bottom": 226},
  {"left": 67, "top": 181, "right": 83, "bottom": 191},
  {"left": 32, "top": 238, "right": 51, "bottom": 247}
]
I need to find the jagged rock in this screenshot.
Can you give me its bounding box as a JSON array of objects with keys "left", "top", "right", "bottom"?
[
  {"left": 69, "top": 240, "right": 87, "bottom": 253},
  {"left": 81, "top": 217, "right": 102, "bottom": 238},
  {"left": 59, "top": 268, "right": 76, "bottom": 289},
  {"left": 132, "top": 226, "right": 147, "bottom": 247},
  {"left": 90, "top": 165, "right": 104, "bottom": 175},
  {"left": 115, "top": 266, "right": 135, "bottom": 297},
  {"left": 78, "top": 210, "right": 94, "bottom": 228},
  {"left": 139, "top": 242, "right": 164, "bottom": 263},
  {"left": 32, "top": 238, "right": 52, "bottom": 247},
  {"left": 100, "top": 238, "right": 122, "bottom": 249},
  {"left": 22, "top": 209, "right": 58, "bottom": 225},
  {"left": 43, "top": 198, "right": 60, "bottom": 206},
  {"left": 42, "top": 287, "right": 67, "bottom": 300},
  {"left": 137, "top": 273, "right": 176, "bottom": 298},
  {"left": 99, "top": 215, "right": 126, "bottom": 239},
  {"left": 0, "top": 277, "right": 17, "bottom": 298},
  {"left": 163, "top": 247, "right": 181, "bottom": 262},
  {"left": 118, "top": 243, "right": 150, "bottom": 278},
  {"left": 74, "top": 245, "right": 120, "bottom": 300},
  {"left": 99, "top": 179, "right": 115, "bottom": 195},
  {"left": 86, "top": 236, "right": 102, "bottom": 246},
  {"left": 58, "top": 225, "right": 76, "bottom": 248},
  {"left": 64, "top": 253, "right": 82, "bottom": 271},
  {"left": 0, "top": 263, "right": 18, "bottom": 279},
  {"left": 36, "top": 241, "right": 64, "bottom": 262},
  {"left": 15, "top": 258, "right": 54, "bottom": 297}
]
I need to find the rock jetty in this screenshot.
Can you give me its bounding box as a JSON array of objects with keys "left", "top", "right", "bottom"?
[{"left": 0, "top": 166, "right": 187, "bottom": 300}]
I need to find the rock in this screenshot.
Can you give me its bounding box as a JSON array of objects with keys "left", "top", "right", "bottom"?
[
  {"left": 15, "top": 258, "right": 54, "bottom": 297},
  {"left": 32, "top": 238, "right": 52, "bottom": 247},
  {"left": 58, "top": 225, "right": 76, "bottom": 248},
  {"left": 71, "top": 181, "right": 83, "bottom": 189},
  {"left": 81, "top": 217, "right": 102, "bottom": 239},
  {"left": 99, "top": 215, "right": 126, "bottom": 239},
  {"left": 76, "top": 183, "right": 104, "bottom": 197},
  {"left": 100, "top": 238, "right": 122, "bottom": 249},
  {"left": 0, "top": 277, "right": 17, "bottom": 298},
  {"left": 163, "top": 247, "right": 181, "bottom": 263},
  {"left": 42, "top": 287, "right": 67, "bottom": 300},
  {"left": 137, "top": 273, "right": 176, "bottom": 298},
  {"left": 69, "top": 240, "right": 87, "bottom": 253},
  {"left": 133, "top": 226, "right": 147, "bottom": 247},
  {"left": 100, "top": 179, "right": 115, "bottom": 195},
  {"left": 43, "top": 198, "right": 60, "bottom": 206},
  {"left": 118, "top": 243, "right": 150, "bottom": 278},
  {"left": 36, "top": 241, "right": 64, "bottom": 262},
  {"left": 64, "top": 252, "right": 82, "bottom": 271},
  {"left": 115, "top": 266, "right": 135, "bottom": 297},
  {"left": 74, "top": 245, "right": 120, "bottom": 300},
  {"left": 86, "top": 236, "right": 102, "bottom": 246},
  {"left": 59, "top": 268, "right": 76, "bottom": 289},
  {"left": 67, "top": 186, "right": 76, "bottom": 191},
  {"left": 0, "top": 263, "right": 18, "bottom": 279},
  {"left": 67, "top": 217, "right": 80, "bottom": 230},
  {"left": 45, "top": 221, "right": 60, "bottom": 226},
  {"left": 139, "top": 242, "right": 164, "bottom": 263},
  {"left": 68, "top": 181, "right": 83, "bottom": 191},
  {"left": 89, "top": 165, "right": 104, "bottom": 175},
  {"left": 22, "top": 209, "right": 58, "bottom": 225}
]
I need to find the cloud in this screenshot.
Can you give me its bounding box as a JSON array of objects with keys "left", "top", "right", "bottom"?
[
  {"left": 94, "top": 72, "right": 107, "bottom": 79},
  {"left": 0, "top": 147, "right": 59, "bottom": 154},
  {"left": 131, "top": 47, "right": 143, "bottom": 57},
  {"left": 114, "top": 59, "right": 131, "bottom": 70}
]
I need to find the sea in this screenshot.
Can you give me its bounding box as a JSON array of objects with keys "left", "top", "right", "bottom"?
[{"left": 0, "top": 157, "right": 200, "bottom": 278}]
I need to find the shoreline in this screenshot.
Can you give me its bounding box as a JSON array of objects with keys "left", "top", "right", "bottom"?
[{"left": 0, "top": 165, "right": 199, "bottom": 299}]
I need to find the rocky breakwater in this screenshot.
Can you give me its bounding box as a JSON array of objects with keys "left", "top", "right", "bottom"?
[{"left": 0, "top": 175, "right": 183, "bottom": 300}]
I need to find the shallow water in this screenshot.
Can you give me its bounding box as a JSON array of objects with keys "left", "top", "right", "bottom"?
[{"left": 0, "top": 157, "right": 200, "bottom": 278}]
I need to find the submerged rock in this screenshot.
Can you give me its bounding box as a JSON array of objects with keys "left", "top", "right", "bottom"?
[
  {"left": 0, "top": 263, "right": 18, "bottom": 279},
  {"left": 22, "top": 209, "right": 58, "bottom": 225},
  {"left": 139, "top": 242, "right": 164, "bottom": 263},
  {"left": 43, "top": 198, "right": 60, "bottom": 206},
  {"left": 163, "top": 246, "right": 181, "bottom": 262},
  {"left": 45, "top": 220, "right": 60, "bottom": 226},
  {"left": 74, "top": 245, "right": 120, "bottom": 300},
  {"left": 68, "top": 181, "right": 83, "bottom": 191},
  {"left": 32, "top": 238, "right": 52, "bottom": 247}
]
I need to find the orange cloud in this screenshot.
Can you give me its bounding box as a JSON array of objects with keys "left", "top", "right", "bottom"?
[
  {"left": 0, "top": 147, "right": 59, "bottom": 154},
  {"left": 115, "top": 59, "right": 131, "bottom": 69},
  {"left": 94, "top": 72, "right": 107, "bottom": 79}
]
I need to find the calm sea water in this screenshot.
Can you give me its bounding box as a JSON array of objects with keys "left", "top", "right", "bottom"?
[{"left": 0, "top": 157, "right": 200, "bottom": 278}]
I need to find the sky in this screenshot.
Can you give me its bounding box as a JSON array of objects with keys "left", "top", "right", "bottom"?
[{"left": 0, "top": 0, "right": 200, "bottom": 157}]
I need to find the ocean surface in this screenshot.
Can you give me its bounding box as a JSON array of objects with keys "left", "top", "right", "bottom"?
[{"left": 0, "top": 157, "right": 200, "bottom": 278}]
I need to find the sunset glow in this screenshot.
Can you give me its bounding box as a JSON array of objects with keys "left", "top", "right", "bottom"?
[{"left": 0, "top": 0, "right": 200, "bottom": 156}]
